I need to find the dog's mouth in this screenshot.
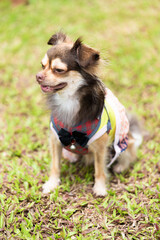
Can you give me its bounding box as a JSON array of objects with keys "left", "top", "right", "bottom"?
[{"left": 40, "top": 83, "right": 67, "bottom": 93}]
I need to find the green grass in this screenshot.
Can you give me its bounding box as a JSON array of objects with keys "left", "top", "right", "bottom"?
[{"left": 0, "top": 0, "right": 160, "bottom": 239}]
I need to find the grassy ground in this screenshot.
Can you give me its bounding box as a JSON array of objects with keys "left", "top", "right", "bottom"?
[{"left": 0, "top": 0, "right": 160, "bottom": 239}]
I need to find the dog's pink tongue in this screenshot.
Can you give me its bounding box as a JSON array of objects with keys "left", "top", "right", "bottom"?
[
  {"left": 40, "top": 83, "right": 67, "bottom": 93},
  {"left": 41, "top": 85, "right": 53, "bottom": 92}
]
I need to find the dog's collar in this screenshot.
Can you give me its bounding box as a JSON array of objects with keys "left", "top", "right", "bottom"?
[
  {"left": 50, "top": 103, "right": 112, "bottom": 155},
  {"left": 51, "top": 115, "right": 101, "bottom": 154}
]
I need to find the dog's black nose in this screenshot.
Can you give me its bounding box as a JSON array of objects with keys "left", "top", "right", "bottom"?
[{"left": 36, "top": 72, "right": 44, "bottom": 83}]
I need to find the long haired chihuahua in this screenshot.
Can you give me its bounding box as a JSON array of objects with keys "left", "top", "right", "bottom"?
[{"left": 36, "top": 32, "right": 142, "bottom": 196}]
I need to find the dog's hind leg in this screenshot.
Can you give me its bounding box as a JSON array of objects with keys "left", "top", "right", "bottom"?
[
  {"left": 113, "top": 136, "right": 137, "bottom": 173},
  {"left": 42, "top": 131, "right": 62, "bottom": 193},
  {"left": 113, "top": 113, "right": 143, "bottom": 173}
]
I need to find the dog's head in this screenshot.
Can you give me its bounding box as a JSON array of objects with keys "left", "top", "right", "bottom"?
[{"left": 36, "top": 32, "right": 100, "bottom": 93}]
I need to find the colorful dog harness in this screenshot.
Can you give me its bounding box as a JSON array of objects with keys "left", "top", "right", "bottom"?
[{"left": 50, "top": 88, "right": 129, "bottom": 167}]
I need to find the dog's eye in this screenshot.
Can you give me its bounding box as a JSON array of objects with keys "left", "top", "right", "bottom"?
[
  {"left": 41, "top": 63, "right": 45, "bottom": 69},
  {"left": 54, "top": 68, "right": 65, "bottom": 74}
]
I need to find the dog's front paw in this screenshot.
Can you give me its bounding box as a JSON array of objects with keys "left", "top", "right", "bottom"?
[
  {"left": 93, "top": 179, "right": 107, "bottom": 196},
  {"left": 42, "top": 176, "right": 60, "bottom": 194}
]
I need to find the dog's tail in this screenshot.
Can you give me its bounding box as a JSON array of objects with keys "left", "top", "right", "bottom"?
[{"left": 127, "top": 112, "right": 143, "bottom": 149}]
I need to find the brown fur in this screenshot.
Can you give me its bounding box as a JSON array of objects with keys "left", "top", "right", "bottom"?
[
  {"left": 71, "top": 38, "right": 100, "bottom": 71},
  {"left": 48, "top": 32, "right": 71, "bottom": 45}
]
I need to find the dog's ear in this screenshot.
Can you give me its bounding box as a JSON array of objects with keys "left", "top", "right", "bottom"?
[
  {"left": 71, "top": 38, "right": 100, "bottom": 68},
  {"left": 48, "top": 32, "right": 67, "bottom": 45}
]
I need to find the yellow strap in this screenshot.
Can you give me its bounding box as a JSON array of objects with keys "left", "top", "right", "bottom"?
[{"left": 98, "top": 100, "right": 116, "bottom": 142}]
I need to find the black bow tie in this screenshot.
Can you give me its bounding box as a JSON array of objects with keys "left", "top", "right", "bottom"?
[{"left": 58, "top": 128, "right": 89, "bottom": 147}]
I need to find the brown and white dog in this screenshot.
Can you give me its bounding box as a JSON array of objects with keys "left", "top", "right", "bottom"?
[{"left": 36, "top": 32, "right": 142, "bottom": 196}]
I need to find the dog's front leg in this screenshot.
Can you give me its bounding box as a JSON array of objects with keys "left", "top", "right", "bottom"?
[
  {"left": 90, "top": 133, "right": 109, "bottom": 196},
  {"left": 93, "top": 152, "right": 107, "bottom": 196},
  {"left": 42, "top": 131, "right": 62, "bottom": 193}
]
